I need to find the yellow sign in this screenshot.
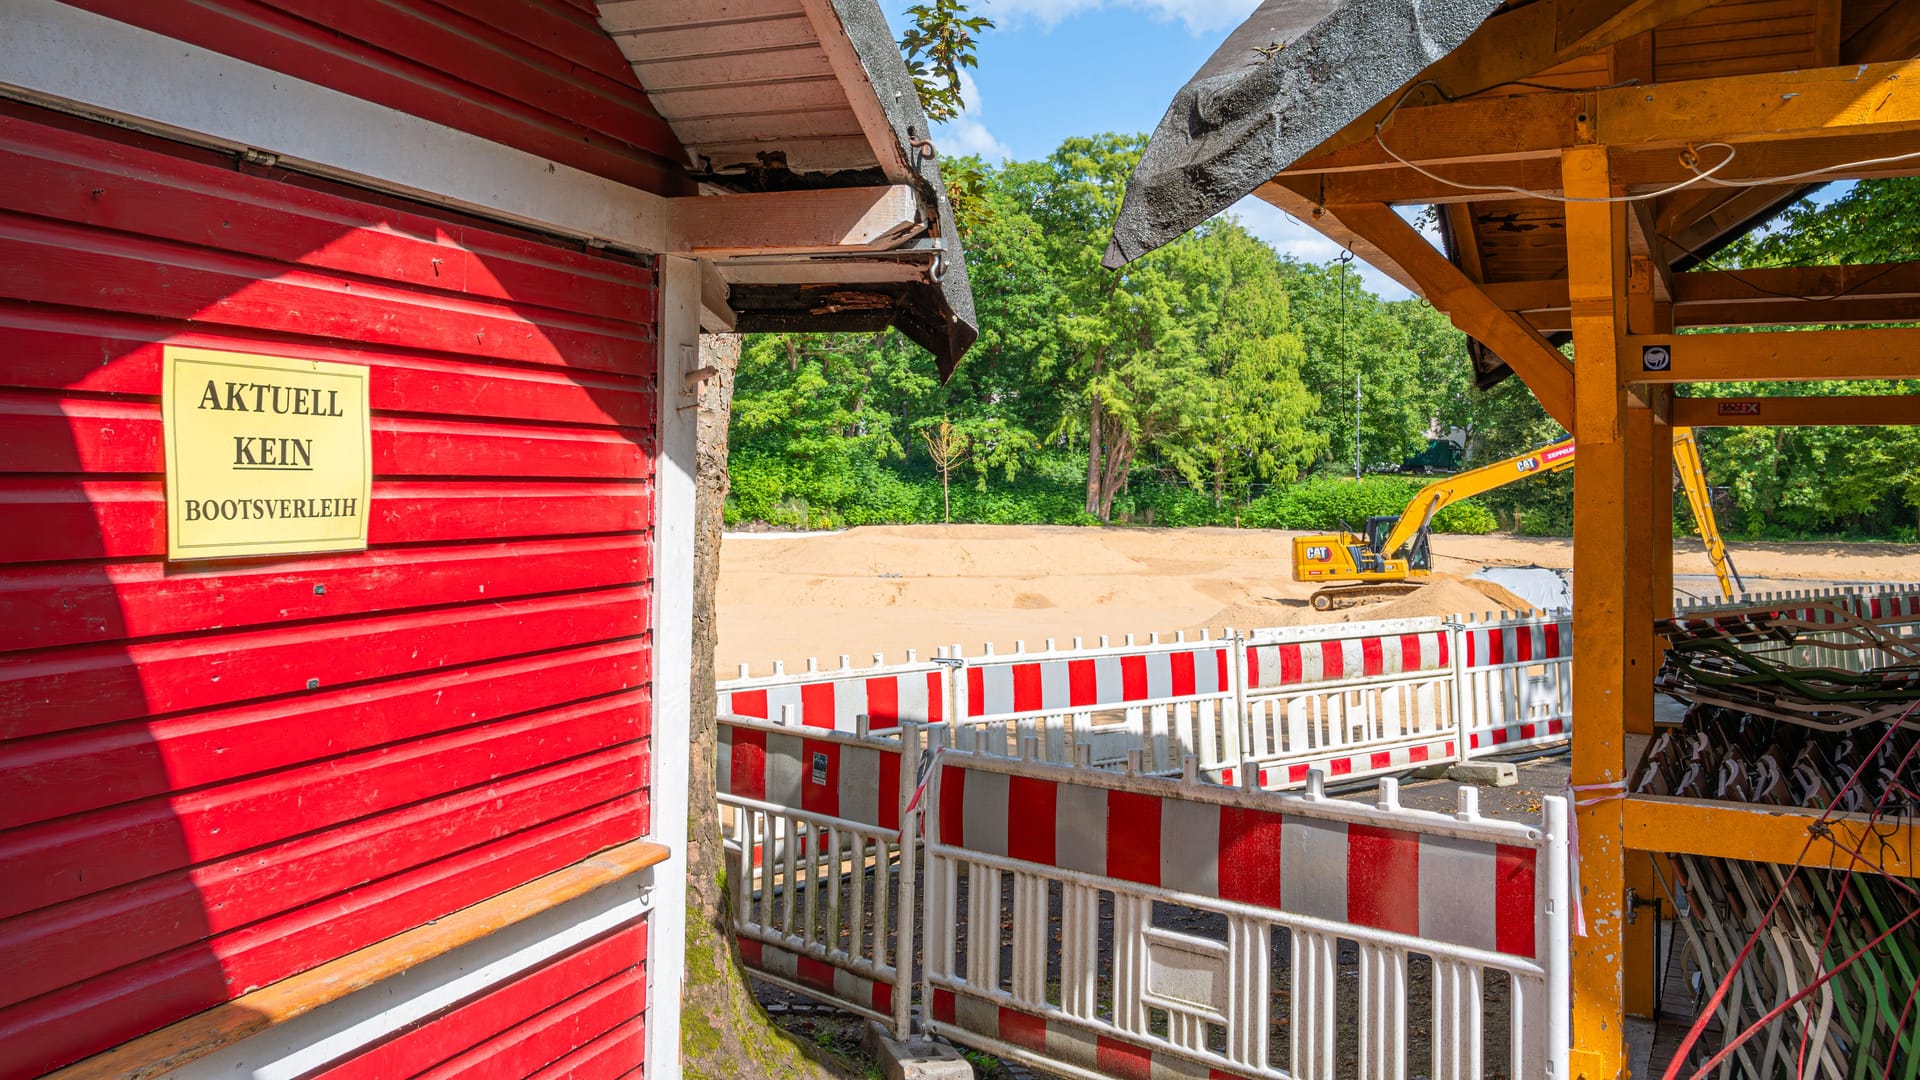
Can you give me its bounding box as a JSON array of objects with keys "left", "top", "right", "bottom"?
[{"left": 162, "top": 346, "right": 372, "bottom": 560}]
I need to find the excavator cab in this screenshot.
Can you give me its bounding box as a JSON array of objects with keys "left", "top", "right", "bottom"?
[{"left": 1362, "top": 516, "right": 1432, "bottom": 573}]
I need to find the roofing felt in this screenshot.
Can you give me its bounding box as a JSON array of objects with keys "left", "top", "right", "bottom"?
[{"left": 1102, "top": 0, "right": 1503, "bottom": 269}]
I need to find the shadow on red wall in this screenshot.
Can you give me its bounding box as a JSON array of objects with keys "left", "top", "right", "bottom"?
[{"left": 0, "top": 100, "right": 657, "bottom": 1077}]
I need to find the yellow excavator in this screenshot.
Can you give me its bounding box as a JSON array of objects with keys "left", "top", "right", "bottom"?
[{"left": 1293, "top": 428, "right": 1743, "bottom": 610}]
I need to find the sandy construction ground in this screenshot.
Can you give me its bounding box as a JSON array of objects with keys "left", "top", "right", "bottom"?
[{"left": 717, "top": 524, "right": 1920, "bottom": 674}]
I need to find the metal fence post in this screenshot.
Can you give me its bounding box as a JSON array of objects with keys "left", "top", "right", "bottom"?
[
  {"left": 895, "top": 722, "right": 921, "bottom": 1039},
  {"left": 1545, "top": 794, "right": 1572, "bottom": 1079},
  {"left": 1448, "top": 617, "right": 1471, "bottom": 763},
  {"left": 1224, "top": 630, "right": 1247, "bottom": 776}
]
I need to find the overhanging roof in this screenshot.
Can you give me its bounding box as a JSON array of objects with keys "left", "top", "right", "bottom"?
[
  {"left": 1102, "top": 0, "right": 1503, "bottom": 269},
  {"left": 597, "top": 0, "right": 976, "bottom": 374}
]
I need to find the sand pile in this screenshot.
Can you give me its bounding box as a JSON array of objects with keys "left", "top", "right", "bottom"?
[{"left": 718, "top": 524, "right": 1903, "bottom": 671}]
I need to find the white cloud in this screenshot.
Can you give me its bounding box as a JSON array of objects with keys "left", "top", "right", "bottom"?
[
  {"left": 1223, "top": 195, "right": 1416, "bottom": 301},
  {"left": 988, "top": 0, "right": 1261, "bottom": 33},
  {"left": 932, "top": 69, "right": 1013, "bottom": 162}
]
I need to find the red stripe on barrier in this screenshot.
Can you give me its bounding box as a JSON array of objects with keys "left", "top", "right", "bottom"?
[
  {"left": 1068, "top": 659, "right": 1098, "bottom": 708},
  {"left": 732, "top": 688, "right": 769, "bottom": 719},
  {"left": 938, "top": 764, "right": 966, "bottom": 847},
  {"left": 1545, "top": 622, "right": 1562, "bottom": 659},
  {"left": 1321, "top": 640, "right": 1345, "bottom": 681},
  {"left": 1094, "top": 1036, "right": 1153, "bottom": 1080},
  {"left": 1516, "top": 626, "right": 1534, "bottom": 663},
  {"left": 999, "top": 1007, "right": 1047, "bottom": 1051},
  {"left": 800, "top": 739, "right": 840, "bottom": 818},
  {"left": 1437, "top": 632, "right": 1449, "bottom": 666},
  {"left": 1106, "top": 790, "right": 1161, "bottom": 886},
  {"left": 801, "top": 682, "right": 836, "bottom": 728},
  {"left": 878, "top": 750, "right": 901, "bottom": 832},
  {"left": 1399, "top": 634, "right": 1421, "bottom": 673},
  {"left": 872, "top": 980, "right": 892, "bottom": 1018},
  {"left": 1486, "top": 628, "right": 1505, "bottom": 666},
  {"left": 1288, "top": 764, "right": 1311, "bottom": 783},
  {"left": 1495, "top": 844, "right": 1538, "bottom": 958},
  {"left": 967, "top": 667, "right": 985, "bottom": 718},
  {"left": 1012, "top": 664, "right": 1043, "bottom": 713},
  {"left": 1466, "top": 632, "right": 1476, "bottom": 667},
  {"left": 798, "top": 956, "right": 836, "bottom": 992},
  {"left": 1217, "top": 807, "right": 1282, "bottom": 906},
  {"left": 1520, "top": 724, "right": 1537, "bottom": 741},
  {"left": 933, "top": 989, "right": 956, "bottom": 1025},
  {"left": 1361, "top": 637, "right": 1384, "bottom": 677},
  {"left": 1244, "top": 645, "right": 1260, "bottom": 688},
  {"left": 1491, "top": 729, "right": 1509, "bottom": 745},
  {"left": 1170, "top": 651, "right": 1197, "bottom": 696},
  {"left": 1120, "top": 655, "right": 1149, "bottom": 700},
  {"left": 1549, "top": 719, "right": 1565, "bottom": 735},
  {"left": 866, "top": 677, "right": 899, "bottom": 728},
  {"left": 1446, "top": 740, "right": 1456, "bottom": 757},
  {"left": 1470, "top": 734, "right": 1482, "bottom": 750},
  {"left": 1330, "top": 757, "right": 1352, "bottom": 776},
  {"left": 738, "top": 938, "right": 762, "bottom": 966},
  {"left": 1279, "top": 643, "right": 1303, "bottom": 685},
  {"left": 1216, "top": 647, "right": 1230, "bottom": 691},
  {"left": 1347, "top": 825, "right": 1420, "bottom": 937},
  {"left": 729, "top": 727, "right": 768, "bottom": 801},
  {"left": 1370, "top": 751, "right": 1392, "bottom": 771},
  {"left": 926, "top": 672, "right": 946, "bottom": 723},
  {"left": 1007, "top": 775, "right": 1057, "bottom": 865}
]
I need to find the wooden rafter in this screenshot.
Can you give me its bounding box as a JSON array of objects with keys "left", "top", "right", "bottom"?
[
  {"left": 1842, "top": 0, "right": 1920, "bottom": 64},
  {"left": 1626, "top": 326, "right": 1920, "bottom": 383},
  {"left": 1670, "top": 395, "right": 1920, "bottom": 427},
  {"left": 1332, "top": 201, "right": 1576, "bottom": 427}
]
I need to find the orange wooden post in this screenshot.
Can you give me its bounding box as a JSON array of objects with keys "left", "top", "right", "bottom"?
[{"left": 1564, "top": 143, "right": 1648, "bottom": 1079}]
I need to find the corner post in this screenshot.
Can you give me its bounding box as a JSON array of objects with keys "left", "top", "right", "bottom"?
[{"left": 1563, "top": 145, "right": 1644, "bottom": 1079}]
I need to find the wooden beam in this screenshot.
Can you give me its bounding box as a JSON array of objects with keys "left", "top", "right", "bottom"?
[
  {"left": 794, "top": 0, "right": 913, "bottom": 183},
  {"left": 1670, "top": 394, "right": 1920, "bottom": 426},
  {"left": 45, "top": 840, "right": 671, "bottom": 1080},
  {"left": 1842, "top": 0, "right": 1920, "bottom": 64},
  {"left": 1333, "top": 202, "right": 1577, "bottom": 428},
  {"left": 1488, "top": 261, "right": 1920, "bottom": 321},
  {"left": 1444, "top": 203, "right": 1486, "bottom": 283},
  {"left": 1813, "top": 0, "right": 1843, "bottom": 66},
  {"left": 1528, "top": 294, "right": 1920, "bottom": 332},
  {"left": 669, "top": 185, "right": 924, "bottom": 257},
  {"left": 1556, "top": 0, "right": 1699, "bottom": 53},
  {"left": 1563, "top": 142, "right": 1638, "bottom": 1080},
  {"left": 697, "top": 258, "right": 736, "bottom": 332},
  {"left": 1625, "top": 796, "right": 1918, "bottom": 879},
  {"left": 1249, "top": 183, "right": 1423, "bottom": 295},
  {"left": 1626, "top": 327, "right": 1920, "bottom": 383},
  {"left": 1289, "top": 60, "right": 1920, "bottom": 177},
  {"left": 1626, "top": 201, "right": 1671, "bottom": 305},
  {"left": 1302, "top": 0, "right": 1718, "bottom": 162}
]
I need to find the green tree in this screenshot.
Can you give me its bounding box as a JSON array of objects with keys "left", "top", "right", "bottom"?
[{"left": 899, "top": 0, "right": 994, "bottom": 123}]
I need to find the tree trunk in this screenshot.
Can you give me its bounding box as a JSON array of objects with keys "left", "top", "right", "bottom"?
[
  {"left": 941, "top": 466, "right": 951, "bottom": 523},
  {"left": 1084, "top": 391, "right": 1104, "bottom": 519},
  {"left": 1096, "top": 428, "right": 1132, "bottom": 522},
  {"left": 680, "top": 333, "right": 843, "bottom": 1080}
]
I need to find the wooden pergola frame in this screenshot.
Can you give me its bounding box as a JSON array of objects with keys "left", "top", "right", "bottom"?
[{"left": 1236, "top": 6, "right": 1920, "bottom": 1076}]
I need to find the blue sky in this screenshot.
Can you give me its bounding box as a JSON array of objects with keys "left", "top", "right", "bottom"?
[
  {"left": 881, "top": 0, "right": 1841, "bottom": 300},
  {"left": 879, "top": 0, "right": 1417, "bottom": 297}
]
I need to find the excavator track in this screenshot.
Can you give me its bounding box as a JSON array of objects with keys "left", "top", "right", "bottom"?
[{"left": 1308, "top": 582, "right": 1427, "bottom": 611}]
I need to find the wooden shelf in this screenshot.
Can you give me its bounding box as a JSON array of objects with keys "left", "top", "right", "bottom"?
[
  {"left": 47, "top": 839, "right": 671, "bottom": 1080},
  {"left": 1624, "top": 795, "right": 1917, "bottom": 879}
]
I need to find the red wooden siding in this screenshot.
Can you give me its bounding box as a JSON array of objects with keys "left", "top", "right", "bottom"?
[
  {"left": 313, "top": 920, "right": 648, "bottom": 1080},
  {"left": 0, "top": 108, "right": 656, "bottom": 1078},
  {"left": 59, "top": 0, "right": 692, "bottom": 195}
]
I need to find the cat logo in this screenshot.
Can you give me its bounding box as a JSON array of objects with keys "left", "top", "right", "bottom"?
[
  {"left": 1306, "top": 545, "right": 1332, "bottom": 561},
  {"left": 1515, "top": 457, "right": 1540, "bottom": 473}
]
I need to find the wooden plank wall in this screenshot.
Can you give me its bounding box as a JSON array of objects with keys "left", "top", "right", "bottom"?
[
  {"left": 0, "top": 107, "right": 657, "bottom": 1078},
  {"left": 59, "top": 0, "right": 693, "bottom": 195}
]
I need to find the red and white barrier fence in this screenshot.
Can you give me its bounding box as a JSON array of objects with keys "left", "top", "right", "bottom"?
[
  {"left": 1457, "top": 610, "right": 1575, "bottom": 756},
  {"left": 1234, "top": 617, "right": 1463, "bottom": 789},
  {"left": 721, "top": 652, "right": 948, "bottom": 731},
  {"left": 718, "top": 715, "right": 922, "bottom": 1037},
  {"left": 922, "top": 747, "right": 1571, "bottom": 1080}
]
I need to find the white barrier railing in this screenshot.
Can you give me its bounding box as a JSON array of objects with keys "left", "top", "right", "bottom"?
[
  {"left": 1457, "top": 610, "right": 1576, "bottom": 756},
  {"left": 1233, "top": 617, "right": 1463, "bottom": 788},
  {"left": 953, "top": 630, "right": 1242, "bottom": 773},
  {"left": 922, "top": 747, "right": 1570, "bottom": 1080},
  {"left": 718, "top": 583, "right": 1920, "bottom": 797},
  {"left": 718, "top": 715, "right": 922, "bottom": 1037}
]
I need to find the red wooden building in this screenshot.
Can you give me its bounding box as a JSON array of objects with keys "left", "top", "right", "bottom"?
[{"left": 0, "top": 2, "right": 973, "bottom": 1077}]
